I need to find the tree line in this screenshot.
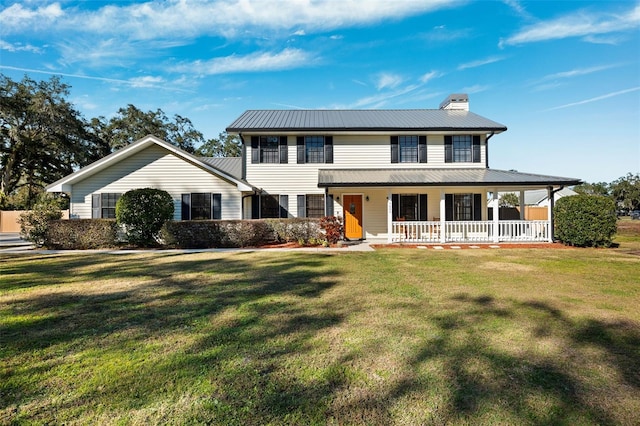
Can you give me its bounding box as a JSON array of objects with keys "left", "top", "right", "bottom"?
[
  {"left": 0, "top": 74, "right": 240, "bottom": 209},
  {"left": 574, "top": 173, "right": 640, "bottom": 213}
]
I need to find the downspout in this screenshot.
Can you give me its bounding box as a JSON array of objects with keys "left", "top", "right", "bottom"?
[
  {"left": 485, "top": 132, "right": 495, "bottom": 168},
  {"left": 239, "top": 133, "right": 246, "bottom": 180}
]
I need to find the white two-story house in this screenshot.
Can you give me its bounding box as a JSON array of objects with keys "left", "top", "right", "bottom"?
[{"left": 47, "top": 94, "right": 581, "bottom": 243}]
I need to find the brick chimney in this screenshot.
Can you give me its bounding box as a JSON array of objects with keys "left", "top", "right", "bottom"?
[{"left": 439, "top": 93, "right": 469, "bottom": 111}]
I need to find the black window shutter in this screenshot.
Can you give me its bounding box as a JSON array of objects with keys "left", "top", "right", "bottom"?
[
  {"left": 324, "top": 136, "right": 333, "bottom": 163},
  {"left": 279, "top": 195, "right": 289, "bottom": 218},
  {"left": 297, "top": 195, "right": 306, "bottom": 218},
  {"left": 297, "top": 136, "right": 305, "bottom": 164},
  {"left": 444, "top": 136, "right": 453, "bottom": 163},
  {"left": 91, "top": 194, "right": 101, "bottom": 219},
  {"left": 445, "top": 194, "right": 454, "bottom": 221},
  {"left": 418, "top": 136, "right": 427, "bottom": 163},
  {"left": 472, "top": 135, "right": 481, "bottom": 163},
  {"left": 390, "top": 136, "right": 399, "bottom": 163},
  {"left": 251, "top": 195, "right": 260, "bottom": 219},
  {"left": 419, "top": 194, "right": 428, "bottom": 221},
  {"left": 279, "top": 136, "right": 288, "bottom": 164},
  {"left": 181, "top": 194, "right": 191, "bottom": 220},
  {"left": 473, "top": 193, "right": 482, "bottom": 221},
  {"left": 251, "top": 136, "right": 259, "bottom": 164},
  {"left": 325, "top": 194, "right": 333, "bottom": 216},
  {"left": 392, "top": 194, "right": 400, "bottom": 220},
  {"left": 212, "top": 193, "right": 221, "bottom": 220}
]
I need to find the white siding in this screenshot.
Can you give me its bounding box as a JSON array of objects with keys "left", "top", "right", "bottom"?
[{"left": 70, "top": 144, "right": 241, "bottom": 219}]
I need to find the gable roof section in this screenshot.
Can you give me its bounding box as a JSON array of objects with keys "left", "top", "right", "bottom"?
[
  {"left": 227, "top": 109, "right": 507, "bottom": 133},
  {"left": 318, "top": 168, "right": 581, "bottom": 188},
  {"left": 199, "top": 157, "right": 242, "bottom": 180},
  {"left": 46, "top": 135, "right": 253, "bottom": 192}
]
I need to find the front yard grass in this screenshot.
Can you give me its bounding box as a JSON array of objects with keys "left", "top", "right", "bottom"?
[{"left": 1, "top": 227, "right": 639, "bottom": 424}]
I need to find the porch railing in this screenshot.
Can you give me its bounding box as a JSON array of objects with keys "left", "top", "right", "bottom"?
[{"left": 390, "top": 220, "right": 550, "bottom": 243}]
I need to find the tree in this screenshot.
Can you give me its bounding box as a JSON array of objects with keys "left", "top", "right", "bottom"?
[
  {"left": 573, "top": 182, "right": 610, "bottom": 197},
  {"left": 0, "top": 74, "right": 105, "bottom": 207},
  {"left": 499, "top": 192, "right": 520, "bottom": 207},
  {"left": 18, "top": 194, "right": 64, "bottom": 247},
  {"left": 610, "top": 173, "right": 640, "bottom": 211},
  {"left": 97, "top": 105, "right": 204, "bottom": 153},
  {"left": 196, "top": 131, "right": 241, "bottom": 157}
]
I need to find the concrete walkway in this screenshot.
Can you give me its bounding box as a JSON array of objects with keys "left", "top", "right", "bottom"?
[{"left": 0, "top": 233, "right": 377, "bottom": 254}]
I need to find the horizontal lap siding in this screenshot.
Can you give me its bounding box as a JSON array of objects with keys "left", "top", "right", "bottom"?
[{"left": 71, "top": 145, "right": 241, "bottom": 220}]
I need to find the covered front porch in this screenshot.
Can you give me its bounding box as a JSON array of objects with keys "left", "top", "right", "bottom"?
[{"left": 319, "top": 168, "right": 581, "bottom": 245}]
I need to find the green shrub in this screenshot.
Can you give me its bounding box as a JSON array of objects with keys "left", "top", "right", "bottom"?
[
  {"left": 161, "top": 221, "right": 224, "bottom": 248},
  {"left": 268, "top": 218, "right": 322, "bottom": 243},
  {"left": 554, "top": 194, "right": 617, "bottom": 247},
  {"left": 18, "top": 195, "right": 64, "bottom": 247},
  {"left": 116, "top": 188, "right": 174, "bottom": 247},
  {"left": 44, "top": 219, "right": 119, "bottom": 249}
]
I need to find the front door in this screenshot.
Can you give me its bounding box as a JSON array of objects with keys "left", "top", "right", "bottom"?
[{"left": 343, "top": 194, "right": 363, "bottom": 240}]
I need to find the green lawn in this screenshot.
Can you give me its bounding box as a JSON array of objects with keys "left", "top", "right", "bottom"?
[{"left": 1, "top": 225, "right": 639, "bottom": 425}]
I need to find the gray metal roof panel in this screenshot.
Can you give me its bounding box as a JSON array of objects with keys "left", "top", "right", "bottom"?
[
  {"left": 198, "top": 157, "right": 242, "bottom": 180},
  {"left": 317, "top": 168, "right": 581, "bottom": 187},
  {"left": 227, "top": 109, "right": 507, "bottom": 132}
]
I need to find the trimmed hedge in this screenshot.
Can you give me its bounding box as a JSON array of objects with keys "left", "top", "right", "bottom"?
[
  {"left": 45, "top": 219, "right": 119, "bottom": 249},
  {"left": 554, "top": 194, "right": 617, "bottom": 247},
  {"left": 116, "top": 188, "right": 174, "bottom": 247},
  {"left": 161, "top": 218, "right": 322, "bottom": 248}
]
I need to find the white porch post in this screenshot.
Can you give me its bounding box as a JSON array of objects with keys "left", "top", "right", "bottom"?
[
  {"left": 440, "top": 190, "right": 446, "bottom": 243},
  {"left": 547, "top": 186, "right": 554, "bottom": 242},
  {"left": 492, "top": 190, "right": 499, "bottom": 243},
  {"left": 519, "top": 190, "right": 525, "bottom": 220},
  {"left": 387, "top": 189, "right": 393, "bottom": 243}
]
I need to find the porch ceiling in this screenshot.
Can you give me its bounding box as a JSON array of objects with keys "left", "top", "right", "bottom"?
[{"left": 317, "top": 168, "right": 581, "bottom": 188}]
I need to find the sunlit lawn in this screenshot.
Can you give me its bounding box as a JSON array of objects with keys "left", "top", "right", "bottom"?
[{"left": 1, "top": 222, "right": 639, "bottom": 425}]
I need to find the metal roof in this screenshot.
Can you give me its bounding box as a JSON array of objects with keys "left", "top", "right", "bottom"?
[
  {"left": 317, "top": 168, "right": 581, "bottom": 188},
  {"left": 227, "top": 109, "right": 507, "bottom": 133},
  {"left": 199, "top": 157, "right": 242, "bottom": 180}
]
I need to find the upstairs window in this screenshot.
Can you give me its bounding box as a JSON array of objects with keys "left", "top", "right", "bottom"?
[
  {"left": 251, "top": 136, "right": 287, "bottom": 164},
  {"left": 297, "top": 136, "right": 333, "bottom": 164},
  {"left": 445, "top": 135, "right": 481, "bottom": 163},
  {"left": 391, "top": 136, "right": 427, "bottom": 163}
]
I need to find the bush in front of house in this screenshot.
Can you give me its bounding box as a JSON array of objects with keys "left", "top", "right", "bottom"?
[
  {"left": 554, "top": 194, "right": 617, "bottom": 247},
  {"left": 319, "top": 215, "right": 344, "bottom": 244},
  {"left": 116, "top": 188, "right": 174, "bottom": 247},
  {"left": 44, "top": 219, "right": 119, "bottom": 249},
  {"left": 18, "top": 194, "right": 64, "bottom": 247},
  {"left": 268, "top": 218, "right": 322, "bottom": 244}
]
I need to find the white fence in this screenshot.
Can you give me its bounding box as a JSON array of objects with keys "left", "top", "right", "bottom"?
[{"left": 390, "top": 220, "right": 550, "bottom": 243}]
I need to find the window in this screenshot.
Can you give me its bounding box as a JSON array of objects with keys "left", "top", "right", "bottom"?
[
  {"left": 297, "top": 194, "right": 325, "bottom": 218},
  {"left": 444, "top": 135, "right": 481, "bottom": 163},
  {"left": 260, "top": 136, "right": 280, "bottom": 163},
  {"left": 251, "top": 136, "right": 287, "bottom": 164},
  {"left": 261, "top": 194, "right": 280, "bottom": 218},
  {"left": 297, "top": 136, "right": 333, "bottom": 164},
  {"left": 305, "top": 136, "right": 324, "bottom": 163},
  {"left": 399, "top": 136, "right": 418, "bottom": 163},
  {"left": 391, "top": 136, "right": 426, "bottom": 163},
  {"left": 181, "top": 193, "right": 221, "bottom": 220},
  {"left": 391, "top": 194, "right": 427, "bottom": 221},
  {"left": 92, "top": 193, "right": 121, "bottom": 218},
  {"left": 445, "top": 193, "right": 482, "bottom": 221}
]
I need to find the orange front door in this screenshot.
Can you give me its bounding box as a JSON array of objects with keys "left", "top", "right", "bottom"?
[{"left": 343, "top": 194, "right": 363, "bottom": 240}]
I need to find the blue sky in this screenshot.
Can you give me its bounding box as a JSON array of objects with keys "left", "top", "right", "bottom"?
[{"left": 1, "top": 0, "right": 639, "bottom": 183}]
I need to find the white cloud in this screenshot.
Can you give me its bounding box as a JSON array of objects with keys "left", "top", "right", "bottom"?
[
  {"left": 0, "top": 2, "right": 63, "bottom": 33},
  {"left": 2, "top": 0, "right": 460, "bottom": 39},
  {"left": 546, "top": 87, "right": 640, "bottom": 111},
  {"left": 129, "top": 76, "right": 166, "bottom": 88},
  {"left": 457, "top": 56, "right": 505, "bottom": 71},
  {"left": 538, "top": 64, "right": 621, "bottom": 82},
  {"left": 460, "top": 84, "right": 489, "bottom": 94},
  {"left": 0, "top": 39, "right": 42, "bottom": 53},
  {"left": 375, "top": 72, "right": 403, "bottom": 90},
  {"left": 501, "top": 3, "right": 640, "bottom": 46},
  {"left": 419, "top": 71, "right": 440, "bottom": 83},
  {"left": 502, "top": 0, "right": 534, "bottom": 21},
  {"left": 173, "top": 48, "right": 313, "bottom": 75},
  {"left": 292, "top": 30, "right": 306, "bottom": 36}
]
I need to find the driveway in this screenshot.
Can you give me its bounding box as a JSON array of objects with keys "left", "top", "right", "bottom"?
[{"left": 0, "top": 233, "right": 34, "bottom": 251}]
